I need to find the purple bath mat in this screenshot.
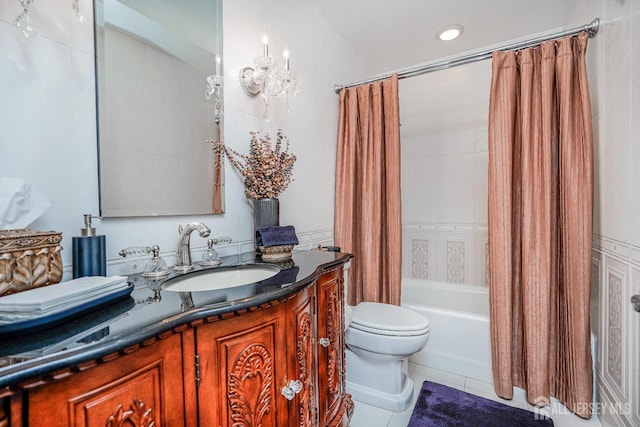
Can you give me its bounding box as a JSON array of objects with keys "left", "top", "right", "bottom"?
[{"left": 407, "top": 381, "right": 554, "bottom": 427}]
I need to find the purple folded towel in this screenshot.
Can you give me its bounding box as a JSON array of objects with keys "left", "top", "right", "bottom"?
[{"left": 256, "top": 225, "right": 299, "bottom": 247}]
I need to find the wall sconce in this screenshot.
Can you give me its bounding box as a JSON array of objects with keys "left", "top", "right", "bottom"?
[
  {"left": 205, "top": 54, "right": 224, "bottom": 119},
  {"left": 239, "top": 31, "right": 298, "bottom": 121}
]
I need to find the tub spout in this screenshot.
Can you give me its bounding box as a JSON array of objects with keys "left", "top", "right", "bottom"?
[{"left": 174, "top": 222, "right": 211, "bottom": 272}]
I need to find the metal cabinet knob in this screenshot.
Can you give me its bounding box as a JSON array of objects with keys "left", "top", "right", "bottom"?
[
  {"left": 281, "top": 380, "right": 303, "bottom": 400},
  {"left": 319, "top": 337, "right": 331, "bottom": 348},
  {"left": 632, "top": 295, "right": 640, "bottom": 313}
]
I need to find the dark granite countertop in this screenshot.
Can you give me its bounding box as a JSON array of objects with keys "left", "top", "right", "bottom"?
[{"left": 0, "top": 250, "right": 352, "bottom": 390}]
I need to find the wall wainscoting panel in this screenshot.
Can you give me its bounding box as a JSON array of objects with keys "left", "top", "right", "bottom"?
[
  {"left": 402, "top": 223, "right": 487, "bottom": 286},
  {"left": 606, "top": 268, "right": 623, "bottom": 388},
  {"left": 484, "top": 242, "right": 490, "bottom": 287},
  {"left": 590, "top": 254, "right": 601, "bottom": 369},
  {"left": 446, "top": 240, "right": 465, "bottom": 284},
  {"left": 631, "top": 269, "right": 640, "bottom": 427},
  {"left": 403, "top": 229, "right": 437, "bottom": 282},
  {"left": 593, "top": 238, "right": 638, "bottom": 427},
  {"left": 411, "top": 239, "right": 429, "bottom": 280}
]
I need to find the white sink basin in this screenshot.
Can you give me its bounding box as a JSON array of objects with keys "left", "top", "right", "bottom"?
[{"left": 163, "top": 264, "right": 280, "bottom": 292}]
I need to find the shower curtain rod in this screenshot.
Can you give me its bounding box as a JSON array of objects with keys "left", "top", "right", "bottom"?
[{"left": 333, "top": 18, "right": 600, "bottom": 93}]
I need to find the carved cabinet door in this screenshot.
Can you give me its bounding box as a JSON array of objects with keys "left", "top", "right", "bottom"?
[
  {"left": 286, "top": 286, "right": 317, "bottom": 427},
  {"left": 196, "top": 305, "right": 289, "bottom": 427},
  {"left": 0, "top": 397, "right": 7, "bottom": 426},
  {"left": 316, "top": 268, "right": 348, "bottom": 427},
  {"left": 26, "top": 333, "right": 185, "bottom": 427}
]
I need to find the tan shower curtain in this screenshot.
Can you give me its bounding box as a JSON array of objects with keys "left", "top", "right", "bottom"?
[
  {"left": 488, "top": 32, "right": 593, "bottom": 418},
  {"left": 335, "top": 74, "right": 402, "bottom": 306}
]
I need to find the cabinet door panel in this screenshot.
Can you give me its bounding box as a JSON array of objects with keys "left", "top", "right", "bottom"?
[
  {"left": 288, "top": 286, "right": 316, "bottom": 427},
  {"left": 73, "top": 365, "right": 161, "bottom": 426},
  {"left": 27, "top": 334, "right": 185, "bottom": 427},
  {"left": 316, "top": 269, "right": 345, "bottom": 427},
  {"left": 0, "top": 397, "right": 8, "bottom": 427},
  {"left": 197, "top": 308, "right": 287, "bottom": 427}
]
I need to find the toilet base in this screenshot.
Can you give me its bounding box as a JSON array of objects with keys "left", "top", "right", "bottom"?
[
  {"left": 345, "top": 348, "right": 415, "bottom": 411},
  {"left": 346, "top": 376, "right": 414, "bottom": 412}
]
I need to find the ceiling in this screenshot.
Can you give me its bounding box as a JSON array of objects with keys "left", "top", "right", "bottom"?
[
  {"left": 310, "top": 0, "right": 586, "bottom": 76},
  {"left": 309, "top": 1, "right": 594, "bottom": 138}
]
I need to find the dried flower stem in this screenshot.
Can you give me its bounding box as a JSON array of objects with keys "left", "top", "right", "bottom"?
[{"left": 220, "top": 130, "right": 296, "bottom": 199}]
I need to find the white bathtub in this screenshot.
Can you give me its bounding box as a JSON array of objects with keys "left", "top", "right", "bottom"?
[
  {"left": 401, "top": 277, "right": 598, "bottom": 406},
  {"left": 401, "top": 278, "right": 493, "bottom": 383}
]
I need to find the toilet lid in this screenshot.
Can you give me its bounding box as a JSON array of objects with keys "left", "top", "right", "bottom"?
[{"left": 350, "top": 302, "right": 430, "bottom": 336}]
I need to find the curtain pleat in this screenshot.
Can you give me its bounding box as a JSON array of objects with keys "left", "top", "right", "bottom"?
[
  {"left": 488, "top": 32, "right": 593, "bottom": 418},
  {"left": 335, "top": 75, "right": 402, "bottom": 306}
]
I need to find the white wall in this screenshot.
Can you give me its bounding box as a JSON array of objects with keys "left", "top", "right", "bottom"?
[{"left": 0, "top": 0, "right": 370, "bottom": 279}]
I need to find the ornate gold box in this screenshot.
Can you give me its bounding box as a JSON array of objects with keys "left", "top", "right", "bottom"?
[
  {"left": 0, "top": 229, "right": 63, "bottom": 297},
  {"left": 258, "top": 244, "right": 294, "bottom": 262}
]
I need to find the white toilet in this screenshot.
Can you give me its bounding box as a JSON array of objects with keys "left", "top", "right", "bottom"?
[{"left": 344, "top": 301, "right": 430, "bottom": 411}]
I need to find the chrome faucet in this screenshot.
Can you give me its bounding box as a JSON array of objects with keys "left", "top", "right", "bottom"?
[{"left": 174, "top": 222, "right": 211, "bottom": 272}]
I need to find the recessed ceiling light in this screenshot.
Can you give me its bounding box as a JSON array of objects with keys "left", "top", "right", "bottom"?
[{"left": 437, "top": 24, "right": 464, "bottom": 41}]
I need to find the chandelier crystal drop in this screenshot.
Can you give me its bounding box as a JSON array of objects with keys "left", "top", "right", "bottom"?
[
  {"left": 205, "top": 54, "right": 224, "bottom": 119},
  {"left": 13, "top": 0, "right": 37, "bottom": 38},
  {"left": 14, "top": 0, "right": 86, "bottom": 39},
  {"left": 72, "top": 0, "right": 86, "bottom": 23}
]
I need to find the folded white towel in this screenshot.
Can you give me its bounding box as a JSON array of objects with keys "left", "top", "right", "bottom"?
[{"left": 0, "top": 276, "right": 129, "bottom": 316}]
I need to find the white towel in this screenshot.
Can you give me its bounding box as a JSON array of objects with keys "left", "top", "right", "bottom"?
[{"left": 0, "top": 276, "right": 129, "bottom": 322}]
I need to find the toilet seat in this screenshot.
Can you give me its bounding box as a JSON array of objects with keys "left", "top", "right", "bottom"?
[{"left": 350, "top": 302, "right": 430, "bottom": 336}]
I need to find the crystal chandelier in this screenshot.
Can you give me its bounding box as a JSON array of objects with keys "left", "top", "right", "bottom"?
[
  {"left": 239, "top": 31, "right": 298, "bottom": 122},
  {"left": 205, "top": 54, "right": 224, "bottom": 119}
]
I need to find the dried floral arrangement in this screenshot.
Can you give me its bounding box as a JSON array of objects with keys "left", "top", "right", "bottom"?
[{"left": 220, "top": 130, "right": 296, "bottom": 199}]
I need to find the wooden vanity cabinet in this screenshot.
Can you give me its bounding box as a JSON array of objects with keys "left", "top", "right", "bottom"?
[
  {"left": 3, "top": 262, "right": 352, "bottom": 427},
  {"left": 25, "top": 333, "right": 186, "bottom": 427},
  {"left": 195, "top": 267, "right": 352, "bottom": 427}
]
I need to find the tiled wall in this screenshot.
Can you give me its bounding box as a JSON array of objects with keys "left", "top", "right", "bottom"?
[
  {"left": 400, "top": 60, "right": 491, "bottom": 287},
  {"left": 402, "top": 224, "right": 488, "bottom": 286}
]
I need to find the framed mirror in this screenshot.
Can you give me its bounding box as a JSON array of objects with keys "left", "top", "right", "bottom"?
[{"left": 94, "top": 0, "right": 224, "bottom": 217}]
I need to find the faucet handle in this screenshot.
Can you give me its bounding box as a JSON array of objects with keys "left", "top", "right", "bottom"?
[
  {"left": 201, "top": 239, "right": 222, "bottom": 267},
  {"left": 209, "top": 236, "right": 233, "bottom": 245},
  {"left": 119, "top": 246, "right": 151, "bottom": 258},
  {"left": 142, "top": 245, "right": 170, "bottom": 277}
]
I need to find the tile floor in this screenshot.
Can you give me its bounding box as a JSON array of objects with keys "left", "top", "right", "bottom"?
[{"left": 349, "top": 362, "right": 603, "bottom": 427}]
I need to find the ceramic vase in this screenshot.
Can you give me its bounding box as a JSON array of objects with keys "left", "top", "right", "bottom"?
[{"left": 251, "top": 198, "right": 279, "bottom": 249}]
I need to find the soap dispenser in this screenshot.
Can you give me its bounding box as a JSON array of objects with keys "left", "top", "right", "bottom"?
[{"left": 72, "top": 214, "right": 107, "bottom": 278}]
